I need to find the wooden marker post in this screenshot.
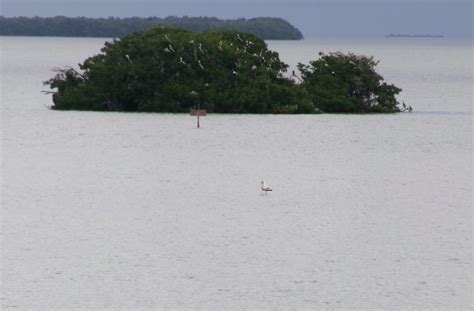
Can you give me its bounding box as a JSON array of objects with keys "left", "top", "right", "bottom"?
[{"left": 190, "top": 104, "right": 207, "bottom": 128}]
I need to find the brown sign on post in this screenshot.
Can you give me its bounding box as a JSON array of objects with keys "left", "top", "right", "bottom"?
[
  {"left": 190, "top": 109, "right": 207, "bottom": 116},
  {"left": 190, "top": 107, "right": 207, "bottom": 128}
]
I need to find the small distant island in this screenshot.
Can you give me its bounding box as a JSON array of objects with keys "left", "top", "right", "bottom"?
[
  {"left": 385, "top": 34, "right": 444, "bottom": 38},
  {"left": 0, "top": 16, "right": 303, "bottom": 40},
  {"left": 44, "top": 27, "right": 408, "bottom": 114}
]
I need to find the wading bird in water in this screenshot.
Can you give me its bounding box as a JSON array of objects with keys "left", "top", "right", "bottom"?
[{"left": 260, "top": 180, "right": 272, "bottom": 194}]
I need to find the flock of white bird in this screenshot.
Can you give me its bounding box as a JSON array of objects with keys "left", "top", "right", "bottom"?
[{"left": 142, "top": 32, "right": 278, "bottom": 76}]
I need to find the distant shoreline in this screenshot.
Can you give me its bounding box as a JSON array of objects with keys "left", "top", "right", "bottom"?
[
  {"left": 0, "top": 16, "right": 303, "bottom": 40},
  {"left": 385, "top": 34, "right": 444, "bottom": 38}
]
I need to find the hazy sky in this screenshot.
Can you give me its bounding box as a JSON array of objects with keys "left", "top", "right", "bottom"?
[{"left": 1, "top": 0, "right": 472, "bottom": 38}]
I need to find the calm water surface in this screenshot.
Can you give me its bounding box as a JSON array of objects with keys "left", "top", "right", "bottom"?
[{"left": 1, "top": 37, "right": 472, "bottom": 309}]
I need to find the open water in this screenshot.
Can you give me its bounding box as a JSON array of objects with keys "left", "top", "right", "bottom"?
[{"left": 1, "top": 36, "right": 472, "bottom": 309}]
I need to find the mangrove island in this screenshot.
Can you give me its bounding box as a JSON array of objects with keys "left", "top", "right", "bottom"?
[{"left": 44, "top": 27, "right": 406, "bottom": 114}]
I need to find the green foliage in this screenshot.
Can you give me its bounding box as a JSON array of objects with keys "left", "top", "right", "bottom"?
[
  {"left": 0, "top": 16, "right": 303, "bottom": 40},
  {"left": 298, "top": 52, "right": 402, "bottom": 113},
  {"left": 45, "top": 27, "right": 306, "bottom": 114},
  {"left": 44, "top": 29, "right": 404, "bottom": 114}
]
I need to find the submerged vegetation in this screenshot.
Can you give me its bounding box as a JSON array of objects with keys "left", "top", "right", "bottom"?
[
  {"left": 0, "top": 16, "right": 303, "bottom": 40},
  {"left": 44, "top": 27, "right": 406, "bottom": 114}
]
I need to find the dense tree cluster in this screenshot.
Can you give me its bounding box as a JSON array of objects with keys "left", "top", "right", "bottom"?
[
  {"left": 297, "top": 52, "right": 402, "bottom": 113},
  {"left": 44, "top": 27, "right": 404, "bottom": 114},
  {"left": 0, "top": 16, "right": 303, "bottom": 40},
  {"left": 45, "top": 28, "right": 312, "bottom": 113}
]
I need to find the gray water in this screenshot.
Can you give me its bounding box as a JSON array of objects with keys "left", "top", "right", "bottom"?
[{"left": 1, "top": 37, "right": 472, "bottom": 309}]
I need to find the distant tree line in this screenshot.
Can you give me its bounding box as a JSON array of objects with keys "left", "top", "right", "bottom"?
[
  {"left": 44, "top": 27, "right": 406, "bottom": 114},
  {"left": 0, "top": 16, "right": 303, "bottom": 40}
]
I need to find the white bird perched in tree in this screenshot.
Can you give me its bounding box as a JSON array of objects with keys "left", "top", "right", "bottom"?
[
  {"left": 125, "top": 54, "right": 131, "bottom": 63},
  {"left": 164, "top": 47, "right": 171, "bottom": 53},
  {"left": 260, "top": 181, "right": 272, "bottom": 194},
  {"left": 232, "top": 70, "right": 238, "bottom": 75},
  {"left": 168, "top": 44, "right": 175, "bottom": 53},
  {"left": 198, "top": 60, "right": 205, "bottom": 70}
]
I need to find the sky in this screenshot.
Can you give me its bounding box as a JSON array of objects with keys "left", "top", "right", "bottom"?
[{"left": 1, "top": 0, "right": 472, "bottom": 38}]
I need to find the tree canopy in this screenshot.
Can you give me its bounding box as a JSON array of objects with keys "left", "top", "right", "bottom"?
[
  {"left": 298, "top": 52, "right": 402, "bottom": 113},
  {"left": 44, "top": 27, "right": 406, "bottom": 114},
  {"left": 0, "top": 16, "right": 303, "bottom": 40},
  {"left": 45, "top": 27, "right": 312, "bottom": 113}
]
